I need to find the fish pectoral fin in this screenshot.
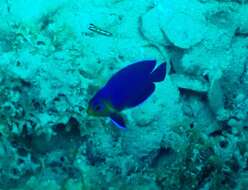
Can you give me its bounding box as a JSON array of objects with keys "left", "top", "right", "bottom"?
[{"left": 110, "top": 113, "right": 126, "bottom": 129}]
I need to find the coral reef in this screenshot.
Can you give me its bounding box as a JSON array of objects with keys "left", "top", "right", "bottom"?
[{"left": 0, "top": 0, "right": 248, "bottom": 189}]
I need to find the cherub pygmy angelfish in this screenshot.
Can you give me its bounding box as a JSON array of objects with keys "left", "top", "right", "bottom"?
[{"left": 87, "top": 60, "right": 167, "bottom": 129}]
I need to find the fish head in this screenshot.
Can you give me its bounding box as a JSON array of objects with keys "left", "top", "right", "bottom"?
[{"left": 87, "top": 96, "right": 112, "bottom": 117}]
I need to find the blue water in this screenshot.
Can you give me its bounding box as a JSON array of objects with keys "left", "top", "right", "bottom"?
[{"left": 0, "top": 0, "right": 248, "bottom": 189}]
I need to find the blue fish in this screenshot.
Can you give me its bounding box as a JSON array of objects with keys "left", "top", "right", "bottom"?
[{"left": 87, "top": 60, "right": 167, "bottom": 129}]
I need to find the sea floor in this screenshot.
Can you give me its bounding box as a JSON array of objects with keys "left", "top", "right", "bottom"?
[{"left": 0, "top": 0, "right": 248, "bottom": 189}]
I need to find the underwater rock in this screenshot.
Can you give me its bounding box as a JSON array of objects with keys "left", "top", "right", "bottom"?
[
  {"left": 171, "top": 74, "right": 209, "bottom": 93},
  {"left": 122, "top": 126, "right": 163, "bottom": 162},
  {"left": 140, "top": 7, "right": 170, "bottom": 46},
  {"left": 141, "top": 0, "right": 207, "bottom": 49},
  {"left": 25, "top": 177, "right": 60, "bottom": 190},
  {"left": 125, "top": 78, "right": 183, "bottom": 161},
  {"left": 140, "top": 0, "right": 209, "bottom": 49},
  {"left": 8, "top": 0, "right": 66, "bottom": 23},
  {"left": 227, "top": 95, "right": 248, "bottom": 128},
  {"left": 207, "top": 70, "right": 227, "bottom": 120},
  {"left": 219, "top": 52, "right": 247, "bottom": 110},
  {"left": 237, "top": 5, "right": 248, "bottom": 35},
  {"left": 182, "top": 95, "right": 221, "bottom": 135},
  {"left": 202, "top": 5, "right": 237, "bottom": 50},
  {"left": 162, "top": 12, "right": 206, "bottom": 49},
  {"left": 132, "top": 101, "right": 161, "bottom": 127},
  {"left": 180, "top": 47, "right": 209, "bottom": 75},
  {"left": 0, "top": 136, "right": 40, "bottom": 189},
  {"left": 205, "top": 4, "right": 237, "bottom": 29},
  {"left": 63, "top": 179, "right": 83, "bottom": 190}
]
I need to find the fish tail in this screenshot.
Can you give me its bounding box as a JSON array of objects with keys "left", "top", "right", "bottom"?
[{"left": 150, "top": 62, "right": 166, "bottom": 82}]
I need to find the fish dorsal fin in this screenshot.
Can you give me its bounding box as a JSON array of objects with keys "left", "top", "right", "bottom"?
[
  {"left": 150, "top": 62, "right": 167, "bottom": 82},
  {"left": 132, "top": 60, "right": 156, "bottom": 73},
  {"left": 112, "top": 60, "right": 157, "bottom": 79},
  {"left": 110, "top": 113, "right": 126, "bottom": 129}
]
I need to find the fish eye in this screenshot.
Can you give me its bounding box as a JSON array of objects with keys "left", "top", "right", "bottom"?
[{"left": 95, "top": 104, "right": 103, "bottom": 111}]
